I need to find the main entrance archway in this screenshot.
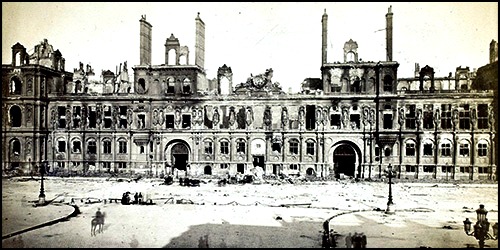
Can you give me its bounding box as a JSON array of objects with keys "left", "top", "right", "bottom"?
[
  {"left": 169, "top": 142, "right": 189, "bottom": 171},
  {"left": 333, "top": 143, "right": 359, "bottom": 178}
]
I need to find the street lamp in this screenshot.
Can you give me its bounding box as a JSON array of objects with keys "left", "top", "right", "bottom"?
[
  {"left": 38, "top": 160, "right": 48, "bottom": 205},
  {"left": 385, "top": 163, "right": 395, "bottom": 214},
  {"left": 463, "top": 204, "right": 498, "bottom": 248}
]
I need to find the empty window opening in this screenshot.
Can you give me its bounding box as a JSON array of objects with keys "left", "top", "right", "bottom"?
[
  {"left": 166, "top": 115, "right": 175, "bottom": 128},
  {"left": 383, "top": 114, "right": 393, "bottom": 129},
  {"left": 10, "top": 105, "right": 22, "bottom": 127},
  {"left": 119, "top": 106, "right": 128, "bottom": 128},
  {"left": 58, "top": 106, "right": 66, "bottom": 128},
  {"left": 330, "top": 114, "right": 341, "bottom": 128},
  {"left": 182, "top": 114, "right": 191, "bottom": 128},
  {"left": 306, "top": 105, "right": 316, "bottom": 130}
]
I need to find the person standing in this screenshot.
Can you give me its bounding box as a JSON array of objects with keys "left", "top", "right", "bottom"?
[{"left": 345, "top": 233, "right": 352, "bottom": 248}]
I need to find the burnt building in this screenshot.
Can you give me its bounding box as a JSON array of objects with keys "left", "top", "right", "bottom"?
[{"left": 2, "top": 8, "right": 497, "bottom": 181}]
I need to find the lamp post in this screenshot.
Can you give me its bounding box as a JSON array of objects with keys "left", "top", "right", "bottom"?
[
  {"left": 38, "top": 160, "right": 48, "bottom": 205},
  {"left": 385, "top": 163, "right": 395, "bottom": 214},
  {"left": 463, "top": 204, "right": 498, "bottom": 248}
]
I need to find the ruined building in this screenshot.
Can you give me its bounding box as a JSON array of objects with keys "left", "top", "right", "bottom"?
[{"left": 2, "top": 8, "right": 497, "bottom": 181}]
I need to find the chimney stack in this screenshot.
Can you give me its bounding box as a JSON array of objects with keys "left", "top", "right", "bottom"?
[
  {"left": 490, "top": 39, "right": 498, "bottom": 63},
  {"left": 322, "top": 9, "right": 328, "bottom": 65},
  {"left": 386, "top": 6, "right": 393, "bottom": 61},
  {"left": 139, "top": 15, "right": 153, "bottom": 66},
  {"left": 195, "top": 12, "right": 205, "bottom": 69}
]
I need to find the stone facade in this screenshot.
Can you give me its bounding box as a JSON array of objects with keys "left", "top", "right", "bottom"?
[{"left": 2, "top": 10, "right": 497, "bottom": 181}]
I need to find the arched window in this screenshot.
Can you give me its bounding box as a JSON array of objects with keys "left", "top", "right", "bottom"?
[
  {"left": 220, "top": 139, "right": 229, "bottom": 155},
  {"left": 102, "top": 139, "right": 112, "bottom": 154},
  {"left": 440, "top": 140, "right": 452, "bottom": 157},
  {"left": 423, "top": 140, "right": 434, "bottom": 156},
  {"left": 183, "top": 78, "right": 191, "bottom": 94},
  {"left": 137, "top": 78, "right": 146, "bottom": 93},
  {"left": 289, "top": 139, "right": 299, "bottom": 155},
  {"left": 72, "top": 139, "right": 82, "bottom": 153},
  {"left": 236, "top": 139, "right": 246, "bottom": 154},
  {"left": 11, "top": 138, "right": 21, "bottom": 156},
  {"left": 118, "top": 138, "right": 128, "bottom": 154},
  {"left": 478, "top": 141, "right": 488, "bottom": 157},
  {"left": 167, "top": 77, "right": 175, "bottom": 94},
  {"left": 459, "top": 140, "right": 470, "bottom": 157},
  {"left": 87, "top": 138, "right": 97, "bottom": 154},
  {"left": 204, "top": 165, "right": 212, "bottom": 175},
  {"left": 10, "top": 105, "right": 22, "bottom": 127},
  {"left": 204, "top": 140, "right": 213, "bottom": 154},
  {"left": 384, "top": 147, "right": 392, "bottom": 157},
  {"left": 405, "top": 140, "right": 416, "bottom": 156},
  {"left": 306, "top": 139, "right": 315, "bottom": 155},
  {"left": 10, "top": 76, "right": 22, "bottom": 95}
]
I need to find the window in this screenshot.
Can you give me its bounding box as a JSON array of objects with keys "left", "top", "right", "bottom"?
[
  {"left": 459, "top": 166, "right": 470, "bottom": 173},
  {"left": 204, "top": 141, "right": 213, "bottom": 154},
  {"left": 423, "top": 143, "right": 433, "bottom": 156},
  {"left": 441, "top": 143, "right": 451, "bottom": 157},
  {"left": 103, "top": 105, "right": 112, "bottom": 129},
  {"left": 182, "top": 114, "right": 191, "bottom": 128},
  {"left": 272, "top": 142, "right": 281, "bottom": 153},
  {"left": 441, "top": 104, "right": 452, "bottom": 129},
  {"left": 459, "top": 104, "right": 470, "bottom": 130},
  {"left": 117, "top": 162, "right": 127, "bottom": 169},
  {"left": 384, "top": 147, "right": 391, "bottom": 157},
  {"left": 58, "top": 106, "right": 66, "bottom": 128},
  {"left": 10, "top": 105, "right": 22, "bottom": 127},
  {"left": 167, "top": 77, "right": 175, "bottom": 94},
  {"left": 478, "top": 167, "right": 489, "bottom": 174},
  {"left": 140, "top": 145, "right": 145, "bottom": 154},
  {"left": 137, "top": 114, "right": 145, "bottom": 129},
  {"left": 73, "top": 106, "right": 81, "bottom": 129},
  {"left": 383, "top": 114, "right": 393, "bottom": 129},
  {"left": 220, "top": 141, "right": 229, "bottom": 154},
  {"left": 459, "top": 143, "right": 469, "bottom": 157},
  {"left": 289, "top": 139, "right": 299, "bottom": 154},
  {"left": 118, "top": 140, "right": 127, "bottom": 154},
  {"left": 87, "top": 140, "right": 97, "bottom": 154},
  {"left": 441, "top": 166, "right": 453, "bottom": 173},
  {"left": 220, "top": 163, "right": 229, "bottom": 169},
  {"left": 166, "top": 115, "right": 175, "bottom": 129},
  {"left": 330, "top": 114, "right": 341, "bottom": 127},
  {"left": 405, "top": 165, "right": 416, "bottom": 172},
  {"left": 102, "top": 162, "right": 111, "bottom": 170},
  {"left": 477, "top": 104, "right": 488, "bottom": 129},
  {"left": 423, "top": 166, "right": 434, "bottom": 173},
  {"left": 478, "top": 143, "right": 488, "bottom": 157},
  {"left": 290, "top": 164, "right": 299, "bottom": 170},
  {"left": 236, "top": 139, "right": 246, "bottom": 154},
  {"left": 88, "top": 106, "right": 97, "bottom": 128},
  {"left": 58, "top": 141, "right": 66, "bottom": 153},
  {"left": 350, "top": 114, "right": 360, "bottom": 129},
  {"left": 72, "top": 140, "right": 81, "bottom": 153},
  {"left": 119, "top": 106, "right": 128, "bottom": 128},
  {"left": 183, "top": 78, "right": 191, "bottom": 94},
  {"left": 10, "top": 77, "right": 22, "bottom": 95},
  {"left": 306, "top": 141, "right": 315, "bottom": 155},
  {"left": 305, "top": 105, "right": 316, "bottom": 130},
  {"left": 423, "top": 104, "right": 434, "bottom": 129},
  {"left": 383, "top": 75, "right": 393, "bottom": 92},
  {"left": 405, "top": 141, "right": 415, "bottom": 156},
  {"left": 405, "top": 105, "right": 416, "bottom": 129},
  {"left": 12, "top": 139, "right": 21, "bottom": 155},
  {"left": 103, "top": 140, "right": 112, "bottom": 154}
]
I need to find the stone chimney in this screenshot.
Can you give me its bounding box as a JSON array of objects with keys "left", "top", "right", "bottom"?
[
  {"left": 490, "top": 39, "right": 498, "bottom": 63},
  {"left": 139, "top": 15, "right": 153, "bottom": 66},
  {"left": 195, "top": 12, "right": 205, "bottom": 69},
  {"left": 386, "top": 6, "right": 393, "bottom": 61},
  {"left": 322, "top": 9, "right": 328, "bottom": 65}
]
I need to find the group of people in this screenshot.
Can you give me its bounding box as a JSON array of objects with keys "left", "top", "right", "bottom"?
[
  {"left": 121, "top": 191, "right": 144, "bottom": 205},
  {"left": 322, "top": 220, "right": 367, "bottom": 248}
]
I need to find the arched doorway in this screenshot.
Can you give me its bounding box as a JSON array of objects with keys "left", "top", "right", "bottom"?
[
  {"left": 204, "top": 166, "right": 212, "bottom": 175},
  {"left": 171, "top": 143, "right": 189, "bottom": 171},
  {"left": 333, "top": 144, "right": 357, "bottom": 178}
]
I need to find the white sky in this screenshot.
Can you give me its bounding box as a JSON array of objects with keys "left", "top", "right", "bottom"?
[{"left": 2, "top": 2, "right": 498, "bottom": 92}]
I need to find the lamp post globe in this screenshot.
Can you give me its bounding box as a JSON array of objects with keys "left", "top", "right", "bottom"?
[{"left": 463, "top": 204, "right": 498, "bottom": 248}]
